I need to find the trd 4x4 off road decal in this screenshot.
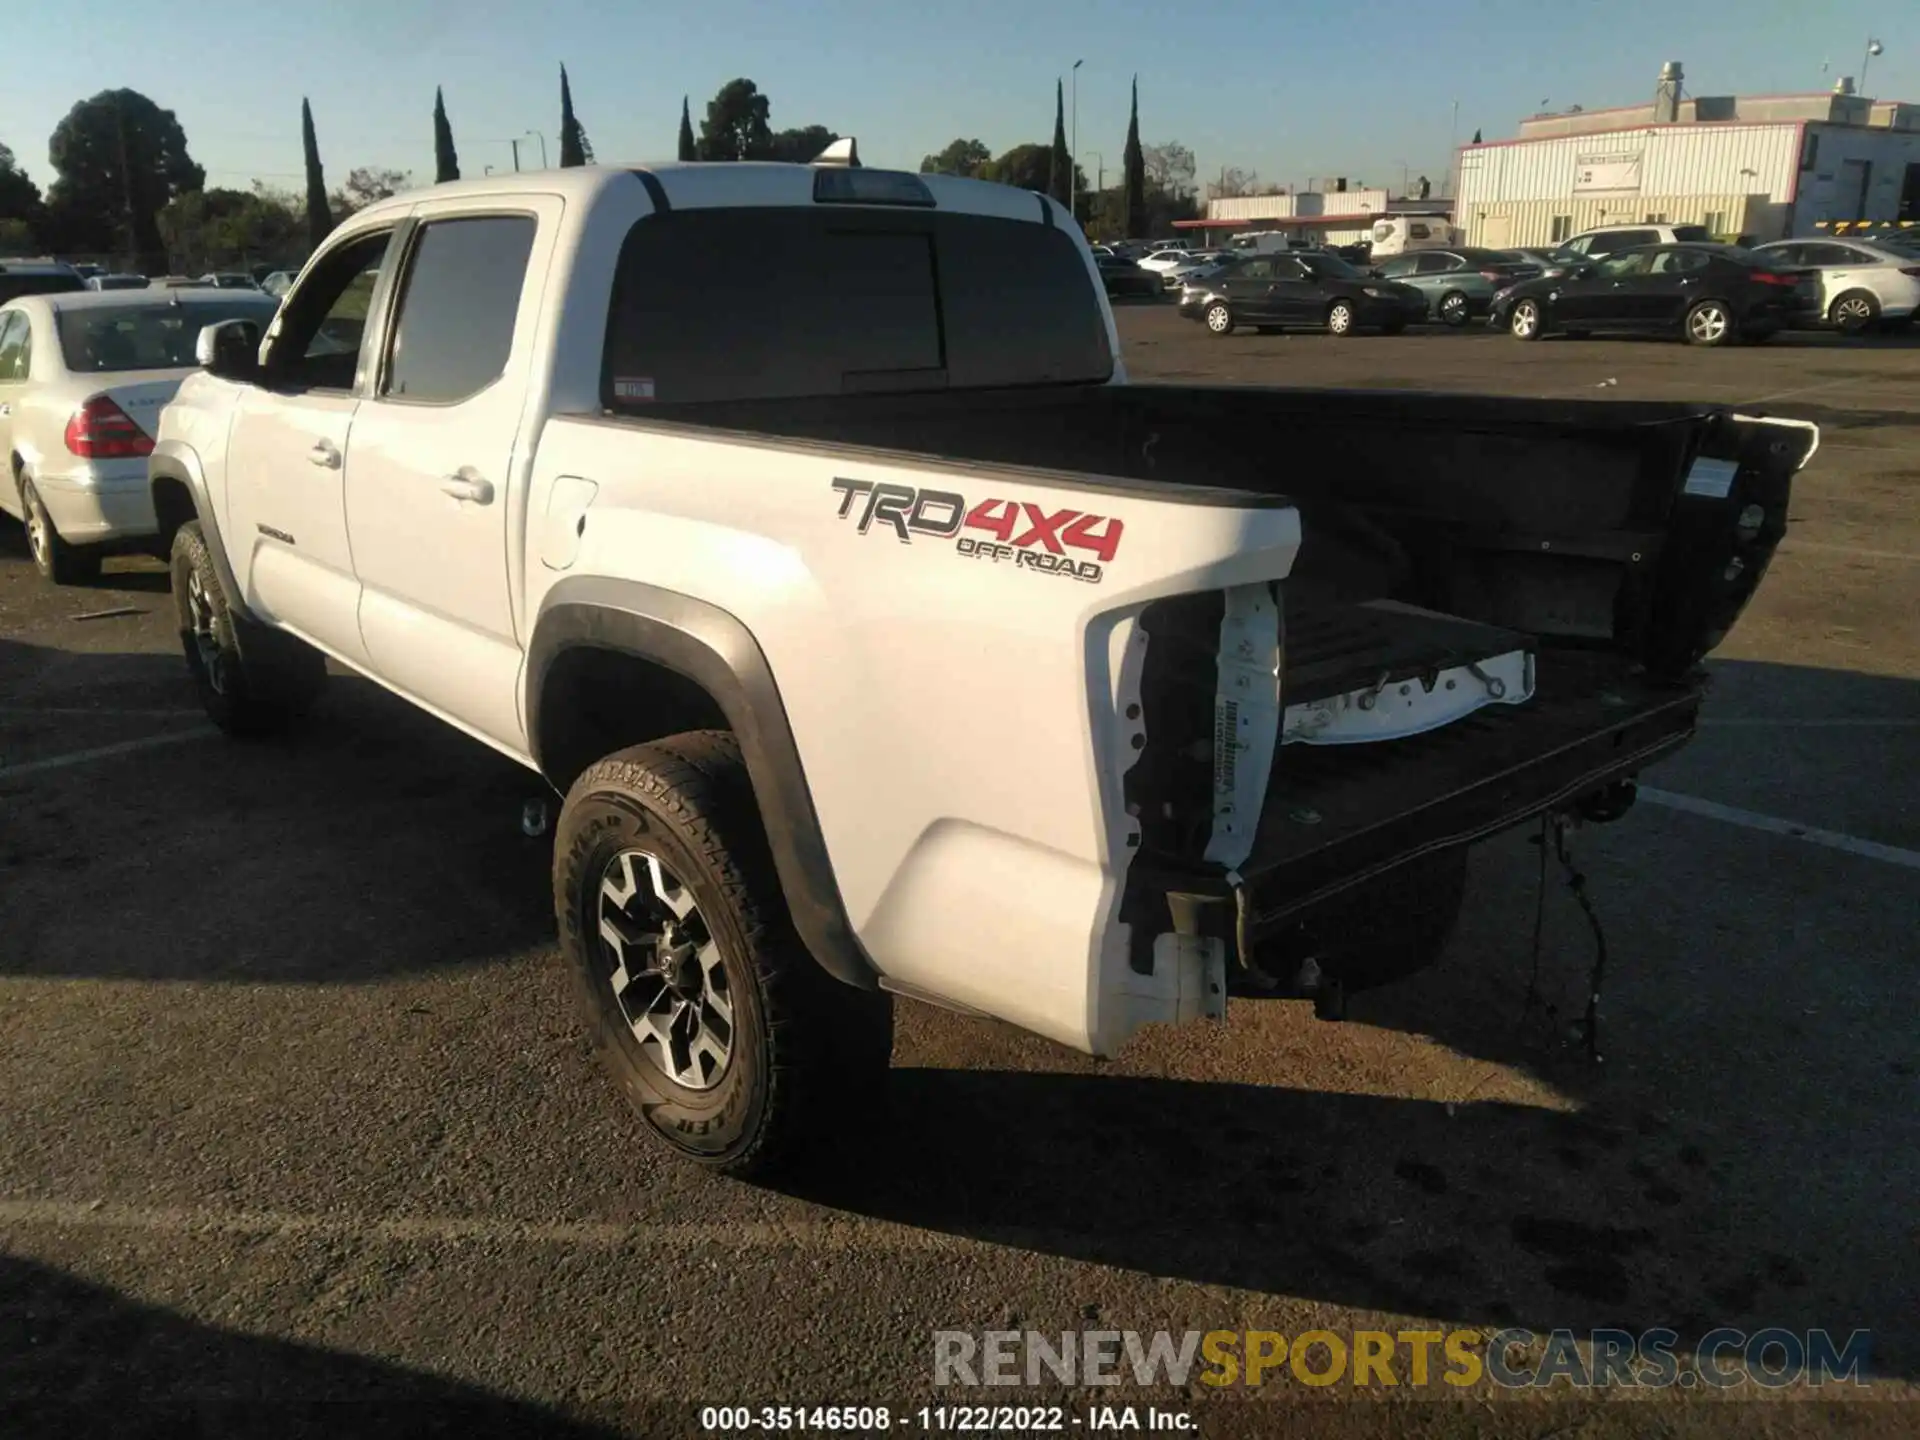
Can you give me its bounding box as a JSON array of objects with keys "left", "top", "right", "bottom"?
[{"left": 830, "top": 478, "right": 1124, "bottom": 584}]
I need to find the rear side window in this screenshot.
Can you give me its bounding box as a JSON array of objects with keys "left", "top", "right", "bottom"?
[
  {"left": 383, "top": 215, "right": 537, "bottom": 403},
  {"left": 0, "top": 311, "right": 29, "bottom": 380},
  {"left": 601, "top": 207, "right": 1112, "bottom": 405}
]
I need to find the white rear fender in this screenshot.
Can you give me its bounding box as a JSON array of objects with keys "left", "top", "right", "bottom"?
[{"left": 528, "top": 418, "right": 1299, "bottom": 1052}]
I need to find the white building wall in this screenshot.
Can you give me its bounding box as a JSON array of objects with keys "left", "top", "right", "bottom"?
[
  {"left": 1798, "top": 125, "right": 1920, "bottom": 225},
  {"left": 1456, "top": 125, "right": 1802, "bottom": 206},
  {"left": 1205, "top": 189, "right": 1388, "bottom": 223}
]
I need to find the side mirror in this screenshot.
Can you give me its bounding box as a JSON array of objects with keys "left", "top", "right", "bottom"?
[{"left": 195, "top": 319, "right": 261, "bottom": 381}]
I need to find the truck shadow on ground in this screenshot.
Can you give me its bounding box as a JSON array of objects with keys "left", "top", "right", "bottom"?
[
  {"left": 0, "top": 1253, "right": 623, "bottom": 1439},
  {"left": 0, "top": 637, "right": 555, "bottom": 983}
]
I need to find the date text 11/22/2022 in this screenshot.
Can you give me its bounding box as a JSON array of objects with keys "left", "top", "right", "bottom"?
[
  {"left": 830, "top": 478, "right": 1126, "bottom": 585},
  {"left": 699, "top": 1405, "right": 1196, "bottom": 1431}
]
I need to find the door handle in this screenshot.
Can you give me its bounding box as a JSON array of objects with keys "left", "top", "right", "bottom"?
[
  {"left": 308, "top": 440, "right": 340, "bottom": 469},
  {"left": 440, "top": 471, "right": 495, "bottom": 505}
]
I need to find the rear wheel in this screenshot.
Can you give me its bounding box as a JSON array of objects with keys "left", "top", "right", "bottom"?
[
  {"left": 1509, "top": 298, "right": 1544, "bottom": 340},
  {"left": 554, "top": 731, "right": 893, "bottom": 1178},
  {"left": 1203, "top": 301, "right": 1235, "bottom": 336},
  {"left": 1325, "top": 299, "right": 1356, "bottom": 336},
  {"left": 1437, "top": 290, "right": 1471, "bottom": 327},
  {"left": 1828, "top": 289, "right": 1879, "bottom": 335},
  {"left": 1684, "top": 299, "right": 1733, "bottom": 346},
  {"left": 21, "top": 478, "right": 102, "bottom": 586}
]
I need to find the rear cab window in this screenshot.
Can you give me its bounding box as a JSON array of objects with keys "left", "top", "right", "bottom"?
[{"left": 600, "top": 206, "right": 1113, "bottom": 406}]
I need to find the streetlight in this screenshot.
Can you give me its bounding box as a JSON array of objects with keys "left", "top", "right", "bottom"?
[
  {"left": 1070, "top": 59, "right": 1084, "bottom": 222},
  {"left": 1862, "top": 38, "right": 1884, "bottom": 93},
  {"left": 525, "top": 130, "right": 549, "bottom": 169}
]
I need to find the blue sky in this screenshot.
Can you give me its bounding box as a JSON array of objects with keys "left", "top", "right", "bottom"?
[{"left": 2, "top": 0, "right": 1914, "bottom": 195}]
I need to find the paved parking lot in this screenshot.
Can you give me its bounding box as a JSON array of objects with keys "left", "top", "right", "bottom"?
[{"left": 3, "top": 313, "right": 1916, "bottom": 1436}]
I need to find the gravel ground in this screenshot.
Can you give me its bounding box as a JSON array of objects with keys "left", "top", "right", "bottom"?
[{"left": 2, "top": 312, "right": 1915, "bottom": 1438}]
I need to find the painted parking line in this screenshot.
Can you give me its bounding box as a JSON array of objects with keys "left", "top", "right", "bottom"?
[
  {"left": 1638, "top": 787, "right": 1920, "bottom": 871},
  {"left": 0, "top": 728, "right": 214, "bottom": 779},
  {"left": 0, "top": 1198, "right": 962, "bottom": 1254}
]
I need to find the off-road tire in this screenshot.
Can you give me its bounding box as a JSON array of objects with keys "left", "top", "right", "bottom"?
[
  {"left": 554, "top": 730, "right": 893, "bottom": 1179},
  {"left": 170, "top": 520, "right": 326, "bottom": 735},
  {"left": 21, "top": 478, "right": 102, "bottom": 586}
]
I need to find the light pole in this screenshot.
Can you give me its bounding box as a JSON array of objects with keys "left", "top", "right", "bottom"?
[
  {"left": 1447, "top": 98, "right": 1460, "bottom": 196},
  {"left": 1862, "top": 38, "right": 1884, "bottom": 94},
  {"left": 525, "top": 130, "right": 549, "bottom": 169},
  {"left": 1071, "top": 59, "right": 1084, "bottom": 222}
]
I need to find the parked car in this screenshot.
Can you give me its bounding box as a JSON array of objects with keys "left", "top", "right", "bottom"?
[
  {"left": 1750, "top": 238, "right": 1920, "bottom": 333},
  {"left": 1179, "top": 251, "right": 1427, "bottom": 335},
  {"left": 1500, "top": 247, "right": 1565, "bottom": 271},
  {"left": 198, "top": 272, "right": 263, "bottom": 290},
  {"left": 1490, "top": 243, "right": 1818, "bottom": 346},
  {"left": 1554, "top": 224, "right": 1713, "bottom": 262},
  {"left": 1370, "top": 247, "right": 1541, "bottom": 326},
  {"left": 86, "top": 273, "right": 150, "bottom": 291},
  {"left": 0, "top": 288, "right": 280, "bottom": 583},
  {"left": 260, "top": 270, "right": 297, "bottom": 298},
  {"left": 1137, "top": 248, "right": 1196, "bottom": 275},
  {"left": 0, "top": 260, "right": 87, "bottom": 304},
  {"left": 147, "top": 162, "right": 1817, "bottom": 1178},
  {"left": 1096, "top": 253, "right": 1164, "bottom": 301},
  {"left": 1160, "top": 251, "right": 1231, "bottom": 290}
]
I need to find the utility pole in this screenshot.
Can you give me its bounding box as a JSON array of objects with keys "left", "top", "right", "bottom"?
[
  {"left": 510, "top": 138, "right": 522, "bottom": 172},
  {"left": 1071, "top": 59, "right": 1083, "bottom": 222},
  {"left": 1447, "top": 98, "right": 1460, "bottom": 197}
]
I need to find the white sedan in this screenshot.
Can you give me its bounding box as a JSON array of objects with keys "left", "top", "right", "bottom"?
[
  {"left": 1751, "top": 237, "right": 1920, "bottom": 333},
  {"left": 1136, "top": 247, "right": 1196, "bottom": 274},
  {"left": 0, "top": 288, "right": 279, "bottom": 584}
]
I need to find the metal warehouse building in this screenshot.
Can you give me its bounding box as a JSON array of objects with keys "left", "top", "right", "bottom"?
[{"left": 1455, "top": 62, "right": 1920, "bottom": 249}]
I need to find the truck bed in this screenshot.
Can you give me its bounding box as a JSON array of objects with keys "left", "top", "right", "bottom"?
[{"left": 605, "top": 381, "right": 1813, "bottom": 953}]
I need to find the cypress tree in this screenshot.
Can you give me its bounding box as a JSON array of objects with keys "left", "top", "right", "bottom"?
[
  {"left": 1121, "top": 76, "right": 1146, "bottom": 240},
  {"left": 301, "top": 98, "right": 332, "bottom": 248},
  {"left": 1047, "top": 79, "right": 1071, "bottom": 208},
  {"left": 677, "top": 96, "right": 697, "bottom": 161},
  {"left": 433, "top": 87, "right": 460, "bottom": 182}
]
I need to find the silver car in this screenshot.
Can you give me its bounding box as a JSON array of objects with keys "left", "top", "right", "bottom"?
[{"left": 0, "top": 289, "right": 279, "bottom": 583}]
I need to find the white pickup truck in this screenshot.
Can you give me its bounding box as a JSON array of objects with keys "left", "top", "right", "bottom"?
[{"left": 150, "top": 159, "right": 1818, "bottom": 1176}]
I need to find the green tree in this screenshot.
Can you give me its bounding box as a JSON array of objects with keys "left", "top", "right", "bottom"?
[
  {"left": 433, "top": 87, "right": 460, "bottom": 183},
  {"left": 1121, "top": 76, "right": 1147, "bottom": 239},
  {"left": 301, "top": 98, "right": 332, "bottom": 250},
  {"left": 919, "top": 138, "right": 990, "bottom": 177},
  {"left": 1471, "top": 128, "right": 1482, "bottom": 144},
  {"left": 47, "top": 89, "right": 204, "bottom": 268},
  {"left": 0, "top": 143, "right": 43, "bottom": 228},
  {"left": 698, "top": 79, "right": 773, "bottom": 161},
  {"left": 1047, "top": 79, "right": 1071, "bottom": 209},
  {"left": 157, "top": 187, "right": 304, "bottom": 272},
  {"left": 767, "top": 126, "right": 839, "bottom": 164},
  {"left": 677, "top": 97, "right": 697, "bottom": 162},
  {"left": 559, "top": 65, "right": 594, "bottom": 167},
  {"left": 981, "top": 143, "right": 1082, "bottom": 196},
  {"left": 330, "top": 167, "right": 410, "bottom": 222}
]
